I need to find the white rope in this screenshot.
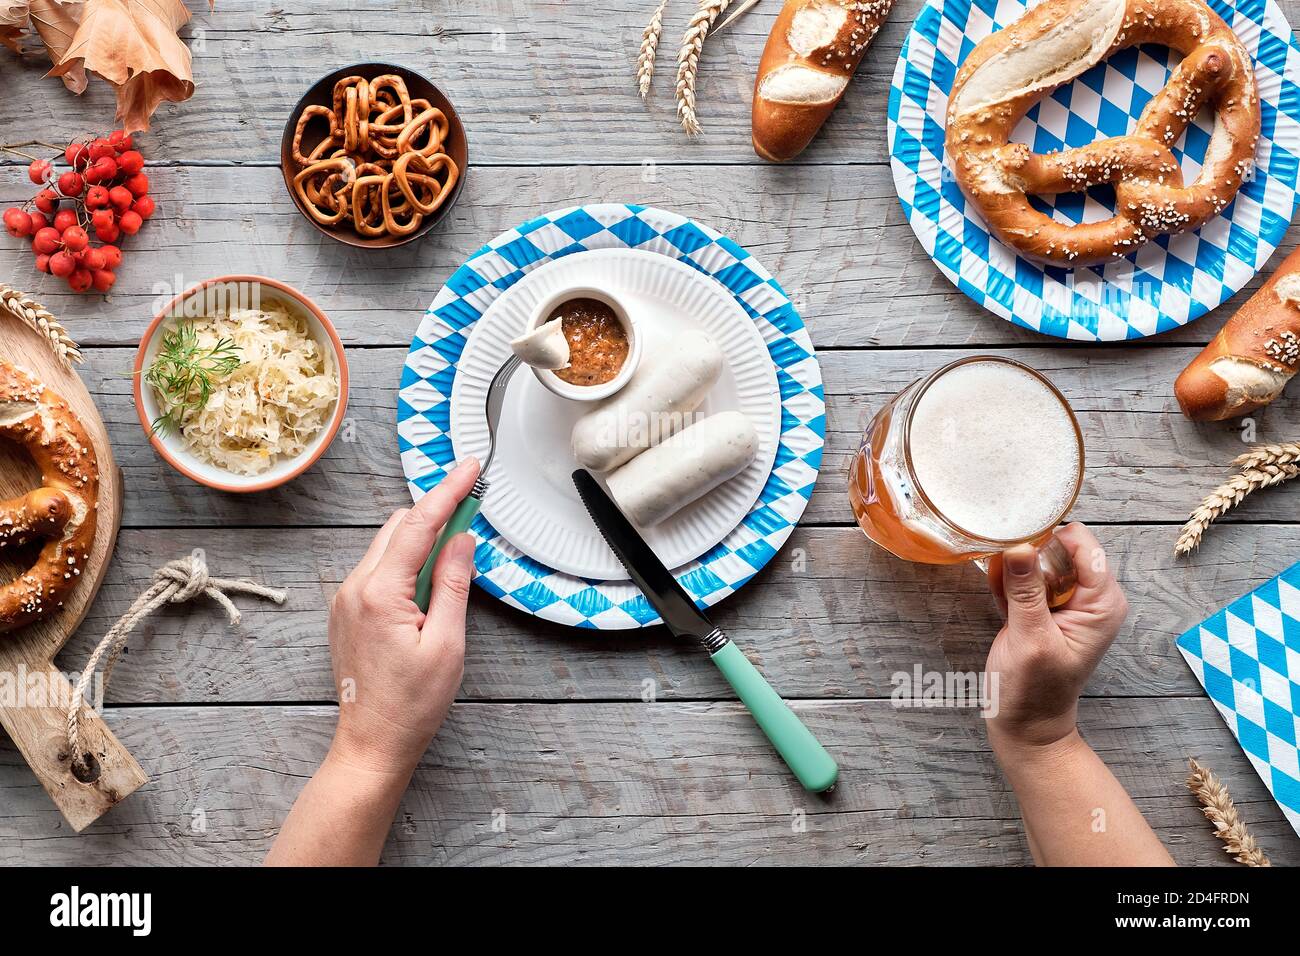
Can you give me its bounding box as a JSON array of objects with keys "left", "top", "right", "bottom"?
[{"left": 66, "top": 555, "right": 286, "bottom": 774}]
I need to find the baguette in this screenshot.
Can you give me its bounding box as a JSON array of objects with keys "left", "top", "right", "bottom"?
[
  {"left": 751, "top": 0, "right": 895, "bottom": 162},
  {"left": 1175, "top": 246, "right": 1300, "bottom": 420}
]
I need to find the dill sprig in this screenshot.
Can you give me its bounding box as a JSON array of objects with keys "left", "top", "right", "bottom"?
[{"left": 145, "top": 322, "right": 242, "bottom": 436}]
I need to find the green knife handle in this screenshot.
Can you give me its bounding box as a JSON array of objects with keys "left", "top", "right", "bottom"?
[
  {"left": 709, "top": 639, "right": 839, "bottom": 792},
  {"left": 414, "top": 495, "right": 482, "bottom": 614}
]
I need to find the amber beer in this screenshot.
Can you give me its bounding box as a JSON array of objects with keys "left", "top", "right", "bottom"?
[{"left": 849, "top": 357, "right": 1084, "bottom": 604}]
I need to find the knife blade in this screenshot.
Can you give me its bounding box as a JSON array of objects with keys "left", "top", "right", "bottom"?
[
  {"left": 571, "top": 468, "right": 717, "bottom": 644},
  {"left": 572, "top": 468, "right": 839, "bottom": 792}
]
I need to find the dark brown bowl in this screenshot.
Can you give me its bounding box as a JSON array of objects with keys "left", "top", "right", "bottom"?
[{"left": 279, "top": 62, "right": 469, "bottom": 249}]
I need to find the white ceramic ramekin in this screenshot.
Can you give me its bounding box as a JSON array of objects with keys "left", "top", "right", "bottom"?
[{"left": 524, "top": 286, "right": 641, "bottom": 402}]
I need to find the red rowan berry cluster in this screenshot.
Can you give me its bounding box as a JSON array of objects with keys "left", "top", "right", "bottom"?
[{"left": 3, "top": 131, "right": 154, "bottom": 294}]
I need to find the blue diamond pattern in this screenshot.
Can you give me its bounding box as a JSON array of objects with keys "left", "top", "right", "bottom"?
[{"left": 1178, "top": 562, "right": 1300, "bottom": 837}]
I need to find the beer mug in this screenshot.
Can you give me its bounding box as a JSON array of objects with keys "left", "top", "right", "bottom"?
[{"left": 849, "top": 356, "right": 1083, "bottom": 607}]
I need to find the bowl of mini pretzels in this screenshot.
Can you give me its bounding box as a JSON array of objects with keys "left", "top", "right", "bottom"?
[{"left": 279, "top": 63, "right": 468, "bottom": 248}]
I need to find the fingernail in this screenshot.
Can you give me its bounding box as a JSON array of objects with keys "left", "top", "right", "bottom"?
[
  {"left": 1004, "top": 544, "right": 1036, "bottom": 575},
  {"left": 448, "top": 532, "right": 476, "bottom": 561},
  {"left": 456, "top": 455, "right": 480, "bottom": 472}
]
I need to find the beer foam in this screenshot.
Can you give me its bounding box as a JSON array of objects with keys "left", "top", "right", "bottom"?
[{"left": 909, "top": 361, "right": 1080, "bottom": 541}]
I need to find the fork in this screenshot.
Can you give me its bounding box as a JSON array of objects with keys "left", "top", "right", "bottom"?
[{"left": 414, "top": 353, "right": 522, "bottom": 613}]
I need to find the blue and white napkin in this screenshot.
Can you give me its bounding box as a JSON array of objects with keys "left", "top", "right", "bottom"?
[{"left": 1178, "top": 563, "right": 1300, "bottom": 835}]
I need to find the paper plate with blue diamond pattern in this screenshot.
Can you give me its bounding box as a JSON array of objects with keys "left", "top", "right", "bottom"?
[
  {"left": 888, "top": 0, "right": 1300, "bottom": 340},
  {"left": 397, "top": 204, "right": 825, "bottom": 629}
]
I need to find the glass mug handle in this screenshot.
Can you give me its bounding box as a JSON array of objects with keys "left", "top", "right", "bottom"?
[
  {"left": 1036, "top": 533, "right": 1077, "bottom": 609},
  {"left": 983, "top": 532, "right": 1077, "bottom": 609}
]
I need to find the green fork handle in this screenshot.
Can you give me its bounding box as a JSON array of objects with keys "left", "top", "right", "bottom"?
[
  {"left": 414, "top": 495, "right": 482, "bottom": 614},
  {"left": 709, "top": 639, "right": 839, "bottom": 792}
]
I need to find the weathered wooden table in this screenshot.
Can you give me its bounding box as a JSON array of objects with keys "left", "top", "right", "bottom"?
[{"left": 2, "top": 0, "right": 1298, "bottom": 865}]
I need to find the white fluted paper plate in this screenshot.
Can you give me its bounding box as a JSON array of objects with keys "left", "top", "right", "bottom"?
[{"left": 449, "top": 249, "right": 781, "bottom": 580}]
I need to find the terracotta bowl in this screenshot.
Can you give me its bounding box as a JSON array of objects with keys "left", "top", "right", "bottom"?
[
  {"left": 279, "top": 62, "right": 469, "bottom": 248},
  {"left": 134, "top": 275, "right": 350, "bottom": 493}
]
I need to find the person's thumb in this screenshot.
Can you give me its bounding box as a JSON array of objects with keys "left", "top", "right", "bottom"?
[
  {"left": 1001, "top": 544, "right": 1053, "bottom": 634},
  {"left": 422, "top": 533, "right": 475, "bottom": 644}
]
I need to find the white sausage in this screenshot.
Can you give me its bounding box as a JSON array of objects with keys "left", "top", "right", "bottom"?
[
  {"left": 570, "top": 328, "right": 722, "bottom": 472},
  {"left": 606, "top": 410, "right": 758, "bottom": 527},
  {"left": 511, "top": 318, "right": 570, "bottom": 370}
]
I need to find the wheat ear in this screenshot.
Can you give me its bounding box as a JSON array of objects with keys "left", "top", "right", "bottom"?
[
  {"left": 675, "top": 0, "right": 731, "bottom": 135},
  {"left": 1233, "top": 441, "right": 1300, "bottom": 471},
  {"left": 638, "top": 0, "right": 670, "bottom": 98},
  {"left": 1175, "top": 453, "right": 1300, "bottom": 556},
  {"left": 1186, "top": 759, "right": 1271, "bottom": 866},
  {"left": 0, "top": 284, "right": 82, "bottom": 370}
]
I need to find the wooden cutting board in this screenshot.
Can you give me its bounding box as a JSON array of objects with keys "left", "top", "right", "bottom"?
[{"left": 0, "top": 316, "right": 145, "bottom": 831}]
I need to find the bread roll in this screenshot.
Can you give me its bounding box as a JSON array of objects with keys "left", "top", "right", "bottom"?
[
  {"left": 751, "top": 0, "right": 895, "bottom": 163},
  {"left": 1175, "top": 247, "right": 1300, "bottom": 420},
  {"left": 606, "top": 410, "right": 759, "bottom": 526},
  {"left": 571, "top": 328, "right": 722, "bottom": 472}
]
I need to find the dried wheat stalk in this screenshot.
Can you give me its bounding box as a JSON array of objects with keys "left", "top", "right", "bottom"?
[
  {"left": 1233, "top": 441, "right": 1300, "bottom": 472},
  {"left": 1187, "top": 758, "right": 1271, "bottom": 866},
  {"left": 638, "top": 0, "right": 670, "bottom": 98},
  {"left": 676, "top": 0, "right": 731, "bottom": 135},
  {"left": 0, "top": 284, "right": 82, "bottom": 369},
  {"left": 1175, "top": 449, "right": 1300, "bottom": 555},
  {"left": 713, "top": 0, "right": 762, "bottom": 36}
]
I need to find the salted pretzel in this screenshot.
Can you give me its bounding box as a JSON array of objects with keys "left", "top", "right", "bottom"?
[
  {"left": 0, "top": 361, "right": 99, "bottom": 634},
  {"left": 289, "top": 75, "right": 459, "bottom": 239},
  {"left": 945, "top": 0, "right": 1260, "bottom": 267}
]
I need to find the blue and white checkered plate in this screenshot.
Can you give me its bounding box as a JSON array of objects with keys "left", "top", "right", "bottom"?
[
  {"left": 888, "top": 0, "right": 1300, "bottom": 340},
  {"left": 397, "top": 204, "right": 826, "bottom": 629}
]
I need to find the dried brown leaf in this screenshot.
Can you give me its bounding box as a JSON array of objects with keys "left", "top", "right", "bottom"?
[
  {"left": 28, "top": 0, "right": 85, "bottom": 92},
  {"left": 47, "top": 0, "right": 202, "bottom": 132},
  {"left": 0, "top": 1, "right": 28, "bottom": 54}
]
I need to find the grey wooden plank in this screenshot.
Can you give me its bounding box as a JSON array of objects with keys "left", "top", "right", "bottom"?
[
  {"left": 8, "top": 0, "right": 1289, "bottom": 174},
  {"left": 2, "top": 165, "right": 1284, "bottom": 350},
  {"left": 58, "top": 524, "right": 1299, "bottom": 705},
  {"left": 2, "top": 0, "right": 918, "bottom": 167},
  {"left": 0, "top": 699, "right": 1293, "bottom": 865},
  {"left": 67, "top": 345, "right": 1300, "bottom": 528}
]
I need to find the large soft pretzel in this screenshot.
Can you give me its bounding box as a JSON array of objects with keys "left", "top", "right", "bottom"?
[
  {"left": 0, "top": 362, "right": 99, "bottom": 634},
  {"left": 945, "top": 0, "right": 1260, "bottom": 267}
]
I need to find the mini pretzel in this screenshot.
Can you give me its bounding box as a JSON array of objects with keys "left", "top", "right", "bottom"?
[
  {"left": 0, "top": 362, "right": 99, "bottom": 634},
  {"left": 343, "top": 87, "right": 360, "bottom": 153},
  {"left": 396, "top": 107, "right": 449, "bottom": 157},
  {"left": 293, "top": 105, "right": 336, "bottom": 167},
  {"left": 293, "top": 157, "right": 355, "bottom": 226},
  {"left": 351, "top": 174, "right": 393, "bottom": 237},
  {"left": 369, "top": 75, "right": 412, "bottom": 125},
  {"left": 381, "top": 181, "right": 425, "bottom": 236},
  {"left": 392, "top": 151, "right": 460, "bottom": 216},
  {"left": 331, "top": 76, "right": 369, "bottom": 130},
  {"left": 945, "top": 0, "right": 1259, "bottom": 267}
]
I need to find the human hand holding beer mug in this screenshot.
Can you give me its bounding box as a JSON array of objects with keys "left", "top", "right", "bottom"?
[
  {"left": 851, "top": 364, "right": 1171, "bottom": 864},
  {"left": 981, "top": 523, "right": 1171, "bottom": 866},
  {"left": 849, "top": 356, "right": 1083, "bottom": 606}
]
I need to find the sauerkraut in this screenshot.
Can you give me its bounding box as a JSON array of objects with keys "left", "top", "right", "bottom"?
[{"left": 153, "top": 301, "right": 340, "bottom": 476}]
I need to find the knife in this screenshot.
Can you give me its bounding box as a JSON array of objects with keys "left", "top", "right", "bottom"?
[{"left": 572, "top": 469, "right": 838, "bottom": 792}]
